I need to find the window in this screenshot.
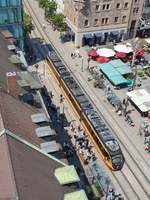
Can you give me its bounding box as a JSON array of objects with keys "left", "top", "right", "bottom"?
[
  {"left": 96, "top": 5, "right": 100, "bottom": 11},
  {"left": 122, "top": 16, "right": 127, "bottom": 23},
  {"left": 102, "top": 18, "right": 109, "bottom": 25},
  {"left": 106, "top": 4, "right": 110, "bottom": 10},
  {"left": 114, "top": 17, "right": 119, "bottom": 23},
  {"left": 94, "top": 18, "right": 98, "bottom": 26},
  {"left": 124, "top": 2, "right": 128, "bottom": 9},
  {"left": 116, "top": 3, "right": 121, "bottom": 9},
  {"left": 84, "top": 19, "right": 89, "bottom": 27},
  {"left": 133, "top": 7, "right": 139, "bottom": 14},
  {"left": 102, "top": 4, "right": 110, "bottom": 10},
  {"left": 102, "top": 4, "right": 106, "bottom": 10}
]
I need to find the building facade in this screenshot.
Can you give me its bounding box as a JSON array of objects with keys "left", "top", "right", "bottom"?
[
  {"left": 0, "top": 0, "right": 24, "bottom": 49},
  {"left": 64, "top": 0, "right": 144, "bottom": 47},
  {"left": 136, "top": 0, "right": 150, "bottom": 37}
]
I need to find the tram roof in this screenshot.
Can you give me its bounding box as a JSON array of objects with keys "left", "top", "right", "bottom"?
[
  {"left": 71, "top": 88, "right": 84, "bottom": 97},
  {"left": 76, "top": 95, "right": 89, "bottom": 104},
  {"left": 54, "top": 61, "right": 64, "bottom": 68}
]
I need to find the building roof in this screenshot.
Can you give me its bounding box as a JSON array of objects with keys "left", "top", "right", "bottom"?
[
  {"left": 64, "top": 190, "right": 88, "bottom": 200},
  {"left": 0, "top": 89, "right": 42, "bottom": 146},
  {"left": 0, "top": 131, "right": 76, "bottom": 200},
  {"left": 0, "top": 33, "right": 19, "bottom": 90}
]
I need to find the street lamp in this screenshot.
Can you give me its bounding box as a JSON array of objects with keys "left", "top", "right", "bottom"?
[
  {"left": 81, "top": 56, "right": 84, "bottom": 72},
  {"left": 131, "top": 37, "right": 139, "bottom": 89}
]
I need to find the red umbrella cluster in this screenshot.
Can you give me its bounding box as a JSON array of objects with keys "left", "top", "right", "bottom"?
[
  {"left": 96, "top": 56, "right": 110, "bottom": 63},
  {"left": 135, "top": 48, "right": 144, "bottom": 56},
  {"left": 115, "top": 52, "right": 126, "bottom": 58},
  {"left": 88, "top": 49, "right": 98, "bottom": 58},
  {"left": 88, "top": 49, "right": 110, "bottom": 63}
]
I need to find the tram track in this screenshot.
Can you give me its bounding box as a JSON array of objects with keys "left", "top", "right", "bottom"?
[{"left": 24, "top": 1, "right": 150, "bottom": 199}]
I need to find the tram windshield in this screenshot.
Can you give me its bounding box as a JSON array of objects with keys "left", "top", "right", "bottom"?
[{"left": 112, "top": 155, "right": 121, "bottom": 164}]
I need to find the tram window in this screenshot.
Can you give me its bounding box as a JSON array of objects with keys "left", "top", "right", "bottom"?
[{"left": 94, "top": 135, "right": 110, "bottom": 159}]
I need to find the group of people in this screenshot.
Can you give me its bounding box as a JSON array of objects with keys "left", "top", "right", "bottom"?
[
  {"left": 140, "top": 120, "right": 150, "bottom": 153},
  {"left": 106, "top": 188, "right": 124, "bottom": 200},
  {"left": 70, "top": 123, "right": 98, "bottom": 165},
  {"left": 69, "top": 123, "right": 125, "bottom": 199},
  {"left": 71, "top": 49, "right": 81, "bottom": 59}
]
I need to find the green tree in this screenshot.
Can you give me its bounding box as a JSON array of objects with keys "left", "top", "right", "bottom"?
[
  {"left": 52, "top": 13, "right": 66, "bottom": 32},
  {"left": 23, "top": 13, "right": 33, "bottom": 34},
  {"left": 46, "top": 0, "right": 57, "bottom": 20},
  {"left": 39, "top": 0, "right": 48, "bottom": 8}
]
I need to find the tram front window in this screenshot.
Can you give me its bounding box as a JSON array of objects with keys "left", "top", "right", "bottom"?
[
  {"left": 112, "top": 157, "right": 120, "bottom": 164},
  {"left": 112, "top": 155, "right": 124, "bottom": 170}
]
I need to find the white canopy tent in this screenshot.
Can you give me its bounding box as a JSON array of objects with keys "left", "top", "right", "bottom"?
[
  {"left": 96, "top": 48, "right": 115, "bottom": 57},
  {"left": 127, "top": 89, "right": 150, "bottom": 113},
  {"left": 114, "top": 44, "right": 133, "bottom": 53}
]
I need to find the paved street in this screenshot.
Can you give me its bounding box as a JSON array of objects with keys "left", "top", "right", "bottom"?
[{"left": 25, "top": 0, "right": 150, "bottom": 199}]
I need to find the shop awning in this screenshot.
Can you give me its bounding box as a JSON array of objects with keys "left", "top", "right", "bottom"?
[
  {"left": 94, "top": 32, "right": 102, "bottom": 37},
  {"left": 111, "top": 31, "right": 119, "bottom": 35},
  {"left": 64, "top": 190, "right": 88, "bottom": 200},
  {"left": 54, "top": 165, "right": 80, "bottom": 185},
  {"left": 84, "top": 34, "right": 93, "bottom": 39}
]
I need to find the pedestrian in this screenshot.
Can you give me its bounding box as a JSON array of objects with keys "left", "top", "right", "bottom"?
[
  {"left": 49, "top": 91, "right": 53, "bottom": 98},
  {"left": 71, "top": 124, "right": 75, "bottom": 132},
  {"left": 87, "top": 57, "right": 91, "bottom": 70},
  {"left": 42, "top": 23, "right": 46, "bottom": 29},
  {"left": 75, "top": 49, "right": 80, "bottom": 57},
  {"left": 60, "top": 94, "right": 64, "bottom": 103},
  {"left": 71, "top": 52, "right": 74, "bottom": 59},
  {"left": 118, "top": 193, "right": 124, "bottom": 200},
  {"left": 78, "top": 125, "right": 82, "bottom": 132}
]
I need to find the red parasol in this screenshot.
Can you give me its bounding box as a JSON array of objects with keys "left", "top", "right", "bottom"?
[
  {"left": 135, "top": 48, "right": 144, "bottom": 56},
  {"left": 115, "top": 52, "right": 127, "bottom": 58},
  {"left": 88, "top": 49, "right": 98, "bottom": 57},
  {"left": 96, "top": 56, "right": 110, "bottom": 63}
]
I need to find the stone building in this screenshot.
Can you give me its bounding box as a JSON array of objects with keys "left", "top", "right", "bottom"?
[{"left": 64, "top": 0, "right": 144, "bottom": 47}]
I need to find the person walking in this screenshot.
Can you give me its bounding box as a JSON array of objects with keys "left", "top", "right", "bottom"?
[{"left": 60, "top": 94, "right": 64, "bottom": 103}]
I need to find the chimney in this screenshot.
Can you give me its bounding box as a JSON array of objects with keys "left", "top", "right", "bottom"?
[{"left": 6, "top": 72, "right": 18, "bottom": 97}]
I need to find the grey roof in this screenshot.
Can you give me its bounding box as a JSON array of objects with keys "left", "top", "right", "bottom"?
[
  {"left": 31, "top": 113, "right": 48, "bottom": 123},
  {"left": 17, "top": 71, "right": 43, "bottom": 89},
  {"left": 35, "top": 126, "right": 56, "bottom": 137},
  {"left": 40, "top": 141, "right": 61, "bottom": 153}
]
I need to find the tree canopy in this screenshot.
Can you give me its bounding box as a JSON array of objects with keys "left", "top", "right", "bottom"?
[
  {"left": 23, "top": 13, "right": 33, "bottom": 34},
  {"left": 52, "top": 13, "right": 66, "bottom": 32},
  {"left": 38, "top": 0, "right": 66, "bottom": 32}
]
